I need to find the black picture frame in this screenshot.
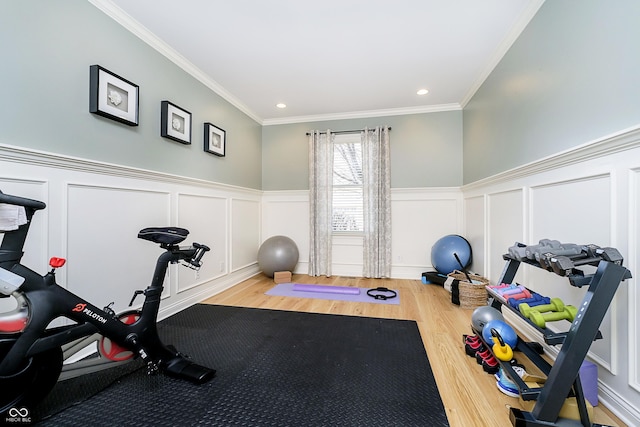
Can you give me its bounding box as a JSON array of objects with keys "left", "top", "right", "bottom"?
[
  {"left": 204, "top": 122, "right": 226, "bottom": 157},
  {"left": 161, "top": 101, "right": 192, "bottom": 144},
  {"left": 89, "top": 65, "right": 139, "bottom": 126}
]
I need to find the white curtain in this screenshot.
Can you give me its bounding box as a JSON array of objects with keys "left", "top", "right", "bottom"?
[
  {"left": 362, "top": 126, "right": 391, "bottom": 278},
  {"left": 308, "top": 130, "right": 334, "bottom": 276}
]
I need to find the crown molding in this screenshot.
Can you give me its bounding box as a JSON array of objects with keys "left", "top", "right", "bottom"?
[
  {"left": 89, "top": 0, "right": 539, "bottom": 127},
  {"left": 262, "top": 103, "right": 462, "bottom": 126},
  {"left": 88, "top": 0, "right": 263, "bottom": 124},
  {"left": 460, "top": 0, "right": 546, "bottom": 108}
]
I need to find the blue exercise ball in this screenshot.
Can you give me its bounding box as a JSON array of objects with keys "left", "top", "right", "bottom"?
[
  {"left": 258, "top": 235, "right": 299, "bottom": 278},
  {"left": 482, "top": 319, "right": 518, "bottom": 348},
  {"left": 431, "top": 234, "right": 472, "bottom": 274}
]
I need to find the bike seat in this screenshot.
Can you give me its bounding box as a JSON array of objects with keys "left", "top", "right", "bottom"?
[{"left": 138, "top": 227, "right": 189, "bottom": 245}]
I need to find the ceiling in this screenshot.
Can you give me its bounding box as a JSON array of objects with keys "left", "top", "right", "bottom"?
[{"left": 96, "top": 0, "right": 544, "bottom": 125}]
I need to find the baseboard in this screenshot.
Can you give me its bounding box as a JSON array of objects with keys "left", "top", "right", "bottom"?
[
  {"left": 598, "top": 381, "right": 640, "bottom": 427},
  {"left": 294, "top": 262, "right": 429, "bottom": 281},
  {"left": 502, "top": 310, "right": 640, "bottom": 427},
  {"left": 158, "top": 264, "right": 261, "bottom": 320}
]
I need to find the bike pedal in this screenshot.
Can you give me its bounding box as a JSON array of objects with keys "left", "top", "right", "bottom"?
[
  {"left": 180, "top": 362, "right": 216, "bottom": 384},
  {"left": 164, "top": 356, "right": 215, "bottom": 384}
]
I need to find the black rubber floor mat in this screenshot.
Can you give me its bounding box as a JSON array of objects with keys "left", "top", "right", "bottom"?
[
  {"left": 28, "top": 359, "right": 143, "bottom": 421},
  {"left": 34, "top": 304, "right": 449, "bottom": 426}
]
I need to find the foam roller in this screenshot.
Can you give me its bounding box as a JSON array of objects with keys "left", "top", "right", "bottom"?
[{"left": 292, "top": 284, "right": 361, "bottom": 295}]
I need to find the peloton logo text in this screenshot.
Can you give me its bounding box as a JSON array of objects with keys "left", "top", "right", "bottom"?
[{"left": 72, "top": 303, "right": 108, "bottom": 324}]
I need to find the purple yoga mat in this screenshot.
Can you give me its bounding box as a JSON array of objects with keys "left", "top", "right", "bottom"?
[
  {"left": 292, "top": 283, "right": 361, "bottom": 295},
  {"left": 266, "top": 283, "right": 400, "bottom": 305}
]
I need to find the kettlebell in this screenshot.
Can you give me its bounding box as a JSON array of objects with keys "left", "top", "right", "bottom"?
[{"left": 491, "top": 328, "right": 513, "bottom": 361}]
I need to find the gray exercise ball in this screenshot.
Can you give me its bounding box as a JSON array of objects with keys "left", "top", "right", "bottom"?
[
  {"left": 257, "top": 235, "right": 299, "bottom": 278},
  {"left": 471, "top": 306, "right": 504, "bottom": 333}
]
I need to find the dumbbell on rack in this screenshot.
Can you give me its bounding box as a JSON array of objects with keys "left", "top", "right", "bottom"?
[
  {"left": 507, "top": 292, "right": 550, "bottom": 309},
  {"left": 537, "top": 245, "right": 625, "bottom": 276},
  {"left": 501, "top": 286, "right": 529, "bottom": 297},
  {"left": 488, "top": 283, "right": 519, "bottom": 292},
  {"left": 488, "top": 284, "right": 532, "bottom": 303},
  {"left": 535, "top": 244, "right": 582, "bottom": 270},
  {"left": 529, "top": 305, "right": 578, "bottom": 328},
  {"left": 508, "top": 239, "right": 562, "bottom": 261},
  {"left": 519, "top": 297, "right": 577, "bottom": 328},
  {"left": 504, "top": 288, "right": 531, "bottom": 301},
  {"left": 519, "top": 298, "right": 565, "bottom": 319},
  {"left": 507, "top": 241, "right": 626, "bottom": 276}
]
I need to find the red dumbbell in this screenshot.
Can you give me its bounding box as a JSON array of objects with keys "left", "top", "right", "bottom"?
[
  {"left": 506, "top": 288, "right": 532, "bottom": 302},
  {"left": 488, "top": 283, "right": 517, "bottom": 291}
]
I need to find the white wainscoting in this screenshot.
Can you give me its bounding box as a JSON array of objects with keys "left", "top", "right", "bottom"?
[
  {"left": 261, "top": 188, "right": 463, "bottom": 279},
  {"left": 630, "top": 167, "right": 640, "bottom": 395},
  {"left": 4, "top": 125, "right": 640, "bottom": 424},
  {"left": 261, "top": 190, "right": 310, "bottom": 274},
  {"left": 462, "top": 124, "right": 640, "bottom": 426},
  {"left": 0, "top": 143, "right": 261, "bottom": 320},
  {"left": 463, "top": 195, "right": 486, "bottom": 275}
]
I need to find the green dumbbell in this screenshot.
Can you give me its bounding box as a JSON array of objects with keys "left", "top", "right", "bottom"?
[
  {"left": 519, "top": 297, "right": 564, "bottom": 319},
  {"left": 530, "top": 305, "right": 578, "bottom": 328}
]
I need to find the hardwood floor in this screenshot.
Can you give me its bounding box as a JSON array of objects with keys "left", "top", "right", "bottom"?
[{"left": 202, "top": 274, "right": 624, "bottom": 427}]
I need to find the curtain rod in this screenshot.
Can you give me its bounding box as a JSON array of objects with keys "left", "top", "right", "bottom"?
[{"left": 305, "top": 127, "right": 391, "bottom": 136}]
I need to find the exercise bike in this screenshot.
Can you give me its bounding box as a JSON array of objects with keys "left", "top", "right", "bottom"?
[{"left": 0, "top": 189, "right": 216, "bottom": 412}]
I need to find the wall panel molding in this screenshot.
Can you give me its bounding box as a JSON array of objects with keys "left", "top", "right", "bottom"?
[
  {"left": 0, "top": 144, "right": 261, "bottom": 322},
  {"left": 261, "top": 187, "right": 463, "bottom": 279},
  {"left": 0, "top": 142, "right": 261, "bottom": 197},
  {"left": 463, "top": 124, "right": 640, "bottom": 193},
  {"left": 629, "top": 168, "right": 640, "bottom": 393},
  {"left": 462, "top": 131, "right": 640, "bottom": 426}
]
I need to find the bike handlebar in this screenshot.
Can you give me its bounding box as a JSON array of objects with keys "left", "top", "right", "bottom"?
[
  {"left": 190, "top": 243, "right": 210, "bottom": 268},
  {"left": 0, "top": 190, "right": 46, "bottom": 210},
  {"left": 169, "top": 243, "right": 210, "bottom": 269}
]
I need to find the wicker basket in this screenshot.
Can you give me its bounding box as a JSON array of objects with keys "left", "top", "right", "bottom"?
[{"left": 447, "top": 270, "right": 490, "bottom": 309}]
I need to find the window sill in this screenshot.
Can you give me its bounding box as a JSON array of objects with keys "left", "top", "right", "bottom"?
[{"left": 332, "top": 233, "right": 363, "bottom": 245}]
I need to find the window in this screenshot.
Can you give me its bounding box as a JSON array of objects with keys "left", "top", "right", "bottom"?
[{"left": 332, "top": 134, "right": 363, "bottom": 232}]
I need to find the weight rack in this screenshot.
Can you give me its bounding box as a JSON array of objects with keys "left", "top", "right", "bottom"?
[{"left": 490, "top": 242, "right": 632, "bottom": 427}]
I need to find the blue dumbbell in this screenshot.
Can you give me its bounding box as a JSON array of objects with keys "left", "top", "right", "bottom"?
[{"left": 507, "top": 292, "right": 550, "bottom": 309}]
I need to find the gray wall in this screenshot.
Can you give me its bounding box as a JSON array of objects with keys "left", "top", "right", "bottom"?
[
  {"left": 463, "top": 0, "right": 640, "bottom": 184},
  {"left": 262, "top": 111, "right": 463, "bottom": 190},
  {"left": 12, "top": 1, "right": 636, "bottom": 191},
  {"left": 1, "top": 0, "right": 262, "bottom": 189}
]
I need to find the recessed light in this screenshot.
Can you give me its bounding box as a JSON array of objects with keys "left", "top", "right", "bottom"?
[
  {"left": 417, "top": 89, "right": 429, "bottom": 95},
  {"left": 276, "top": 103, "right": 287, "bottom": 108}
]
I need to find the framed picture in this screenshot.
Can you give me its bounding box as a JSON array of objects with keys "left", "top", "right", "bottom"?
[
  {"left": 204, "top": 122, "right": 226, "bottom": 157},
  {"left": 89, "top": 65, "right": 139, "bottom": 126},
  {"left": 161, "top": 101, "right": 192, "bottom": 144}
]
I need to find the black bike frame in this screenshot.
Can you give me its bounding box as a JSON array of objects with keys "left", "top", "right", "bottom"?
[
  {"left": 0, "top": 248, "right": 194, "bottom": 376},
  {"left": 0, "top": 191, "right": 206, "bottom": 379}
]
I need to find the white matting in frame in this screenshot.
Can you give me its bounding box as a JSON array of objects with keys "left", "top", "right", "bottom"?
[
  {"left": 89, "top": 65, "right": 139, "bottom": 126},
  {"left": 204, "top": 122, "right": 226, "bottom": 156},
  {"left": 161, "top": 101, "right": 192, "bottom": 144}
]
